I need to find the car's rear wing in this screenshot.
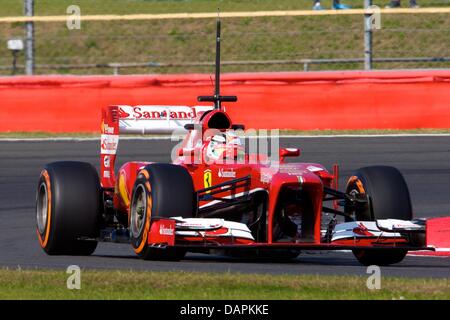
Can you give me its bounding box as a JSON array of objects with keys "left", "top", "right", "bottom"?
[
  {"left": 100, "top": 105, "right": 212, "bottom": 188},
  {"left": 108, "top": 105, "right": 212, "bottom": 134}
]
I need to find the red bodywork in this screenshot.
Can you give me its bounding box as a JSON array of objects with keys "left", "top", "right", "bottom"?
[{"left": 99, "top": 105, "right": 434, "bottom": 252}]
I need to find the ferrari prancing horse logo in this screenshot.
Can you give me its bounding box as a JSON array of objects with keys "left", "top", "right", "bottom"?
[{"left": 203, "top": 169, "right": 212, "bottom": 192}]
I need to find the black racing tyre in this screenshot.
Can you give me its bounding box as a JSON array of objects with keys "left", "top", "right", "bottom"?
[
  {"left": 345, "top": 166, "right": 412, "bottom": 221},
  {"left": 345, "top": 166, "right": 411, "bottom": 265},
  {"left": 130, "top": 163, "right": 194, "bottom": 261},
  {"left": 36, "top": 161, "right": 100, "bottom": 255}
]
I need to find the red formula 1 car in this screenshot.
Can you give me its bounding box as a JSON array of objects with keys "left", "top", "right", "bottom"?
[{"left": 36, "top": 21, "right": 445, "bottom": 265}]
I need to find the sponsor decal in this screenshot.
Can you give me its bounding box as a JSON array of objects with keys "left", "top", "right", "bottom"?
[
  {"left": 101, "top": 122, "right": 115, "bottom": 135},
  {"left": 260, "top": 172, "right": 272, "bottom": 184},
  {"left": 103, "top": 155, "right": 110, "bottom": 168},
  {"left": 100, "top": 134, "right": 119, "bottom": 155},
  {"left": 259, "top": 168, "right": 276, "bottom": 184},
  {"left": 119, "top": 106, "right": 201, "bottom": 120},
  {"left": 103, "top": 170, "right": 110, "bottom": 178},
  {"left": 203, "top": 169, "right": 212, "bottom": 192},
  {"left": 307, "top": 165, "right": 324, "bottom": 172},
  {"left": 118, "top": 107, "right": 130, "bottom": 118},
  {"left": 279, "top": 166, "right": 304, "bottom": 176},
  {"left": 218, "top": 168, "right": 236, "bottom": 178},
  {"left": 159, "top": 225, "right": 174, "bottom": 236}
]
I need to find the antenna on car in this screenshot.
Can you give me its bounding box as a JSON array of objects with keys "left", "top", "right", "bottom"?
[{"left": 197, "top": 13, "right": 237, "bottom": 110}]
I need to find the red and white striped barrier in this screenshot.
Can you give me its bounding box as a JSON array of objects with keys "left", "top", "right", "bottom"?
[{"left": 1, "top": 70, "right": 450, "bottom": 132}]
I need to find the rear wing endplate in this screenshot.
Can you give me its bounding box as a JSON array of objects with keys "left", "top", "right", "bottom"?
[{"left": 100, "top": 105, "right": 212, "bottom": 188}]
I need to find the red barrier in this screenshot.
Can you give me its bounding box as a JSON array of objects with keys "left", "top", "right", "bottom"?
[
  {"left": 427, "top": 217, "right": 450, "bottom": 247},
  {"left": 409, "top": 217, "right": 450, "bottom": 256},
  {"left": 1, "top": 70, "right": 450, "bottom": 132}
]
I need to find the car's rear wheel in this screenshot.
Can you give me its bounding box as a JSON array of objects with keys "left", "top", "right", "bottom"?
[
  {"left": 346, "top": 166, "right": 411, "bottom": 266},
  {"left": 36, "top": 161, "right": 100, "bottom": 255},
  {"left": 130, "top": 163, "right": 194, "bottom": 261}
]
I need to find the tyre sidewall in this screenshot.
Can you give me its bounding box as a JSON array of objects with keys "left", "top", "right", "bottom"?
[
  {"left": 36, "top": 162, "right": 100, "bottom": 255},
  {"left": 346, "top": 166, "right": 412, "bottom": 266},
  {"left": 346, "top": 166, "right": 412, "bottom": 221},
  {"left": 130, "top": 170, "right": 152, "bottom": 256},
  {"left": 129, "top": 164, "right": 194, "bottom": 260}
]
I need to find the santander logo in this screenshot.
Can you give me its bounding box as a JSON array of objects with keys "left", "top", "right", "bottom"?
[
  {"left": 119, "top": 106, "right": 204, "bottom": 120},
  {"left": 118, "top": 108, "right": 130, "bottom": 118},
  {"left": 101, "top": 138, "right": 117, "bottom": 151},
  {"left": 100, "top": 135, "right": 119, "bottom": 155},
  {"left": 159, "top": 225, "right": 174, "bottom": 236}
]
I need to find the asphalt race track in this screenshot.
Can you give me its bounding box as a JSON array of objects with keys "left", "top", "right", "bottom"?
[{"left": 1, "top": 136, "right": 450, "bottom": 278}]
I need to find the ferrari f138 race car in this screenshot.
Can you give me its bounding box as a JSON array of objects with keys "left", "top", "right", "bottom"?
[{"left": 36, "top": 21, "right": 446, "bottom": 265}]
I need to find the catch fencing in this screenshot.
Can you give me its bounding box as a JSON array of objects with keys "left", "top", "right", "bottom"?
[{"left": 0, "top": 1, "right": 450, "bottom": 75}]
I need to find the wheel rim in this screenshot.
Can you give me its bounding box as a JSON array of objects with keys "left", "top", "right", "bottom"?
[
  {"left": 347, "top": 177, "right": 367, "bottom": 219},
  {"left": 347, "top": 188, "right": 360, "bottom": 219},
  {"left": 36, "top": 182, "right": 48, "bottom": 234},
  {"left": 130, "top": 184, "right": 147, "bottom": 238}
]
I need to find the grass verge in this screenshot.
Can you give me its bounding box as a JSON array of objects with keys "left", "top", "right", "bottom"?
[
  {"left": 0, "top": 268, "right": 449, "bottom": 300},
  {"left": 1, "top": 1, "right": 449, "bottom": 74}
]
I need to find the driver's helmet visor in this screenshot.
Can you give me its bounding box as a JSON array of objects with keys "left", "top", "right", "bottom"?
[{"left": 207, "top": 132, "right": 244, "bottom": 161}]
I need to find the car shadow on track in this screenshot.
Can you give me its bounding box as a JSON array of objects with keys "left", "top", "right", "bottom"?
[
  {"left": 93, "top": 251, "right": 364, "bottom": 267},
  {"left": 91, "top": 251, "right": 450, "bottom": 269}
]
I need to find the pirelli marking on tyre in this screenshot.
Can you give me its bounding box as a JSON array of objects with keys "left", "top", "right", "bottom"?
[
  {"left": 37, "top": 170, "right": 52, "bottom": 249},
  {"left": 131, "top": 169, "right": 152, "bottom": 254}
]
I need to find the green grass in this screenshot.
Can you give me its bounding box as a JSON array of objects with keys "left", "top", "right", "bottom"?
[
  {"left": 0, "top": 268, "right": 449, "bottom": 299},
  {"left": 0, "top": 1, "right": 449, "bottom": 74}
]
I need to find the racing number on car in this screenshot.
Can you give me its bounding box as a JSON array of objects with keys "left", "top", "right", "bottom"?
[{"left": 204, "top": 170, "right": 212, "bottom": 193}]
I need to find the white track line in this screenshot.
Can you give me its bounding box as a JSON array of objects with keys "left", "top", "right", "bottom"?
[
  {"left": 0, "top": 136, "right": 172, "bottom": 142},
  {"left": 2, "top": 133, "right": 450, "bottom": 142}
]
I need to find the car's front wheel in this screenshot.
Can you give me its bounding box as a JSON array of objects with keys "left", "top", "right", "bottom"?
[
  {"left": 345, "top": 166, "right": 411, "bottom": 266},
  {"left": 129, "top": 163, "right": 194, "bottom": 260}
]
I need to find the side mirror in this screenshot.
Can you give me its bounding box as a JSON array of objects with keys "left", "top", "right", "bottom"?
[{"left": 279, "top": 148, "right": 300, "bottom": 163}]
